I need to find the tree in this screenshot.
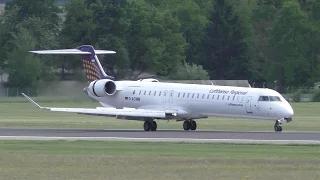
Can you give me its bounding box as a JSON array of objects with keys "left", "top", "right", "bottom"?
[
  {"left": 0, "top": 0, "right": 62, "bottom": 82},
  {"left": 87, "top": 0, "right": 130, "bottom": 78},
  {"left": 126, "top": 0, "right": 186, "bottom": 78},
  {"left": 201, "top": 0, "right": 251, "bottom": 80},
  {"left": 58, "top": 0, "right": 95, "bottom": 79},
  {"left": 305, "top": 0, "right": 320, "bottom": 82},
  {"left": 60, "top": 0, "right": 94, "bottom": 47},
  {"left": 167, "top": 62, "right": 210, "bottom": 80},
  {"left": 251, "top": 0, "right": 286, "bottom": 82},
  {"left": 0, "top": 6, "right": 20, "bottom": 71},
  {"left": 268, "top": 0, "right": 311, "bottom": 89},
  {"left": 144, "top": 0, "right": 210, "bottom": 65},
  {"left": 6, "top": 28, "right": 41, "bottom": 88},
  {"left": 5, "top": 0, "right": 62, "bottom": 32}
]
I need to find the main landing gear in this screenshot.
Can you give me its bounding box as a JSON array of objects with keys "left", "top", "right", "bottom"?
[
  {"left": 274, "top": 120, "right": 283, "bottom": 132},
  {"left": 143, "top": 120, "right": 157, "bottom": 131},
  {"left": 183, "top": 120, "right": 197, "bottom": 131}
]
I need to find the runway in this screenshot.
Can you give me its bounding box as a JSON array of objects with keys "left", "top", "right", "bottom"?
[{"left": 0, "top": 128, "right": 319, "bottom": 144}]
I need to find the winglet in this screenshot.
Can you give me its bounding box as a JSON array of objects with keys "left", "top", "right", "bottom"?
[{"left": 21, "top": 93, "right": 42, "bottom": 109}]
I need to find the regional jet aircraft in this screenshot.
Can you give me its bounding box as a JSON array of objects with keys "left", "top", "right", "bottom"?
[{"left": 22, "top": 45, "right": 294, "bottom": 132}]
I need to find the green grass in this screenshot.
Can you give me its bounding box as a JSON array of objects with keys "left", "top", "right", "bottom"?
[
  {"left": 0, "top": 141, "right": 318, "bottom": 180},
  {"left": 0, "top": 101, "right": 319, "bottom": 131}
]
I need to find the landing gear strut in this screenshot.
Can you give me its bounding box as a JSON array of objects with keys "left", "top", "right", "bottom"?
[
  {"left": 183, "top": 120, "right": 197, "bottom": 131},
  {"left": 274, "top": 120, "right": 283, "bottom": 132},
  {"left": 143, "top": 120, "right": 157, "bottom": 131}
]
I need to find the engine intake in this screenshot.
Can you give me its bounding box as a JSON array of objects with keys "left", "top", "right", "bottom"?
[{"left": 88, "top": 79, "right": 117, "bottom": 97}]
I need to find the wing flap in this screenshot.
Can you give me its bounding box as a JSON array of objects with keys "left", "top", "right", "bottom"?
[{"left": 47, "top": 107, "right": 166, "bottom": 118}]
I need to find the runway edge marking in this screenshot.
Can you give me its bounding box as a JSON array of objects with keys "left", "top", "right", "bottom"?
[{"left": 0, "top": 136, "right": 319, "bottom": 145}]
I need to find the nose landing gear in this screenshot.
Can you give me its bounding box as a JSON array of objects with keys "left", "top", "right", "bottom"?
[{"left": 274, "top": 119, "right": 283, "bottom": 132}]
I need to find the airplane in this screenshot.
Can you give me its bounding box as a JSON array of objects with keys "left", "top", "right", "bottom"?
[{"left": 22, "top": 45, "right": 294, "bottom": 132}]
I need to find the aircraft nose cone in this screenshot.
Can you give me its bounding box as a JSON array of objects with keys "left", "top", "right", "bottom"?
[{"left": 285, "top": 104, "right": 294, "bottom": 117}]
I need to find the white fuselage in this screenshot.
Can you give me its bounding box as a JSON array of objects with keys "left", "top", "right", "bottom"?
[{"left": 87, "top": 80, "right": 294, "bottom": 121}]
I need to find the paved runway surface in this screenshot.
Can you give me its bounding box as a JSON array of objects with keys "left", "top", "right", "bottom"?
[{"left": 0, "top": 128, "right": 319, "bottom": 144}]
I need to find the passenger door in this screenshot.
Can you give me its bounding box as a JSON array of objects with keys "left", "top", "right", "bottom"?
[
  {"left": 245, "top": 96, "right": 253, "bottom": 113},
  {"left": 255, "top": 96, "right": 271, "bottom": 116}
]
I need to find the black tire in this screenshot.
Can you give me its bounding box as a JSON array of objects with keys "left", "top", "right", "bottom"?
[
  {"left": 183, "top": 121, "right": 191, "bottom": 130},
  {"left": 274, "top": 126, "right": 283, "bottom": 132},
  {"left": 144, "top": 121, "right": 151, "bottom": 131},
  {"left": 190, "top": 121, "right": 197, "bottom": 130},
  {"left": 151, "top": 121, "right": 157, "bottom": 131}
]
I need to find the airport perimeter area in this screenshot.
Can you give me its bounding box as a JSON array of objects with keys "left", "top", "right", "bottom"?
[{"left": 0, "top": 97, "right": 319, "bottom": 179}]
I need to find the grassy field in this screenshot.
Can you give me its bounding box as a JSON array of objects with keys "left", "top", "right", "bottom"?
[
  {"left": 0, "top": 140, "right": 318, "bottom": 180},
  {"left": 0, "top": 99, "right": 319, "bottom": 131}
]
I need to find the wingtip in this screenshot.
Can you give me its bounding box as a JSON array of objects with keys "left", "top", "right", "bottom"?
[{"left": 21, "top": 93, "right": 42, "bottom": 109}]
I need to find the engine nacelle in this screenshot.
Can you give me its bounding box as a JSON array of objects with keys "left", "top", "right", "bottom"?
[{"left": 88, "top": 79, "right": 117, "bottom": 97}]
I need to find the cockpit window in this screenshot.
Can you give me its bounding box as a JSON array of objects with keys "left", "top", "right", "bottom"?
[
  {"left": 258, "top": 96, "right": 281, "bottom": 101},
  {"left": 269, "top": 96, "right": 281, "bottom": 101},
  {"left": 258, "top": 96, "right": 269, "bottom": 101}
]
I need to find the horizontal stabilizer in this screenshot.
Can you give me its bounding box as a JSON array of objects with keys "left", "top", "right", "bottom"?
[{"left": 29, "top": 49, "right": 116, "bottom": 55}]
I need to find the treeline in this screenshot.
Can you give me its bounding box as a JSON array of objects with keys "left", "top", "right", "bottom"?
[{"left": 0, "top": 0, "right": 319, "bottom": 93}]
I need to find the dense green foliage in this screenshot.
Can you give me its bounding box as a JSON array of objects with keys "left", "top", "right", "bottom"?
[{"left": 0, "top": 0, "right": 319, "bottom": 93}]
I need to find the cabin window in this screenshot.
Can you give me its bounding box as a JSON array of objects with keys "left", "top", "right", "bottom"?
[
  {"left": 227, "top": 96, "right": 230, "bottom": 100},
  {"left": 201, "top": 94, "right": 204, "bottom": 99},
  {"left": 154, "top": 91, "right": 156, "bottom": 96},
  {"left": 170, "top": 92, "right": 173, "bottom": 97},
  {"left": 258, "top": 96, "right": 269, "bottom": 101},
  {"left": 183, "top": 93, "right": 185, "bottom": 98},
  {"left": 212, "top": 95, "right": 214, "bottom": 99},
  {"left": 164, "top": 92, "right": 166, "bottom": 96},
  {"left": 144, "top": 91, "right": 146, "bottom": 95},
  {"left": 133, "top": 90, "right": 135, "bottom": 95},
  {"left": 207, "top": 94, "right": 210, "bottom": 99},
  {"left": 178, "top": 93, "right": 180, "bottom": 97},
  {"left": 197, "top": 94, "right": 199, "bottom": 98},
  {"left": 233, "top": 96, "right": 236, "bottom": 100},
  {"left": 139, "top": 90, "right": 141, "bottom": 95},
  {"left": 149, "top": 91, "right": 151, "bottom": 95},
  {"left": 222, "top": 95, "right": 225, "bottom": 100},
  {"left": 192, "top": 93, "right": 195, "bottom": 98},
  {"left": 217, "top": 95, "right": 220, "bottom": 100},
  {"left": 159, "top": 92, "right": 161, "bottom": 96},
  {"left": 187, "top": 93, "right": 190, "bottom": 98},
  {"left": 269, "top": 96, "right": 281, "bottom": 101}
]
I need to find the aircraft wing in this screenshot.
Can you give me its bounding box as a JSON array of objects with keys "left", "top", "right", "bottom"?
[{"left": 21, "top": 93, "right": 177, "bottom": 119}]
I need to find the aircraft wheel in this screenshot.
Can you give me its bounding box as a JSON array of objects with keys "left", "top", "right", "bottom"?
[
  {"left": 275, "top": 126, "right": 282, "bottom": 132},
  {"left": 151, "top": 121, "right": 157, "bottom": 131},
  {"left": 190, "top": 120, "right": 197, "bottom": 130},
  {"left": 183, "top": 120, "right": 191, "bottom": 131},
  {"left": 274, "top": 120, "right": 282, "bottom": 132},
  {"left": 144, "top": 121, "right": 151, "bottom": 131}
]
